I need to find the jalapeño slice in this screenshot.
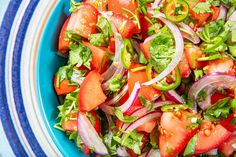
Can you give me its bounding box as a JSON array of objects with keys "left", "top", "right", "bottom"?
[
  {"left": 165, "top": 0, "right": 190, "bottom": 23},
  {"left": 121, "top": 39, "right": 134, "bottom": 69}
]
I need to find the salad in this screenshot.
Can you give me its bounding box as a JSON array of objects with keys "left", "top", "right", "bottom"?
[{"left": 53, "top": 0, "right": 236, "bottom": 156}]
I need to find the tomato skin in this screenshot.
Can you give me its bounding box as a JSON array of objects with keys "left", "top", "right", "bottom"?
[
  {"left": 62, "top": 113, "right": 78, "bottom": 132},
  {"left": 219, "top": 134, "right": 236, "bottom": 157},
  {"left": 137, "top": 119, "right": 157, "bottom": 133},
  {"left": 58, "top": 16, "right": 71, "bottom": 53},
  {"left": 178, "top": 53, "right": 191, "bottom": 78},
  {"left": 108, "top": 37, "right": 115, "bottom": 53},
  {"left": 140, "top": 15, "right": 152, "bottom": 40},
  {"left": 54, "top": 77, "right": 77, "bottom": 95},
  {"left": 128, "top": 63, "right": 161, "bottom": 102},
  {"left": 67, "top": 4, "right": 98, "bottom": 38},
  {"left": 220, "top": 114, "right": 236, "bottom": 132},
  {"left": 79, "top": 71, "right": 107, "bottom": 112},
  {"left": 211, "top": 6, "right": 220, "bottom": 21},
  {"left": 205, "top": 57, "right": 236, "bottom": 75},
  {"left": 82, "top": 41, "right": 109, "bottom": 73},
  {"left": 194, "top": 121, "right": 232, "bottom": 155},
  {"left": 108, "top": 0, "right": 140, "bottom": 33},
  {"left": 111, "top": 13, "right": 137, "bottom": 38},
  {"left": 81, "top": 144, "right": 91, "bottom": 155},
  {"left": 159, "top": 111, "right": 198, "bottom": 157},
  {"left": 184, "top": 45, "right": 204, "bottom": 69},
  {"left": 140, "top": 35, "right": 156, "bottom": 59}
]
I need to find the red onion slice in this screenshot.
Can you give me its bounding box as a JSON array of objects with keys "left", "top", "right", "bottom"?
[
  {"left": 232, "top": 143, "right": 236, "bottom": 149},
  {"left": 147, "top": 149, "right": 161, "bottom": 157},
  {"left": 152, "top": 0, "right": 163, "bottom": 9},
  {"left": 122, "top": 101, "right": 171, "bottom": 130},
  {"left": 188, "top": 73, "right": 236, "bottom": 111},
  {"left": 217, "top": 5, "right": 227, "bottom": 20},
  {"left": 100, "top": 82, "right": 141, "bottom": 114},
  {"left": 102, "top": 32, "right": 123, "bottom": 81},
  {"left": 143, "top": 16, "right": 184, "bottom": 86},
  {"left": 164, "top": 90, "right": 185, "bottom": 104},
  {"left": 206, "top": 149, "right": 218, "bottom": 155},
  {"left": 228, "top": 11, "right": 236, "bottom": 30},
  {"left": 123, "top": 112, "right": 162, "bottom": 137},
  {"left": 117, "top": 147, "right": 129, "bottom": 157},
  {"left": 77, "top": 113, "right": 108, "bottom": 155},
  {"left": 178, "top": 22, "right": 200, "bottom": 44}
]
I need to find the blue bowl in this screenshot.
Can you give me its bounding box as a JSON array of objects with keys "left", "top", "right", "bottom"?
[{"left": 36, "top": 0, "right": 86, "bottom": 156}]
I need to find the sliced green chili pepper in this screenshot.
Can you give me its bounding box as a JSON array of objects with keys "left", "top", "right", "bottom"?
[
  {"left": 121, "top": 39, "right": 134, "bottom": 69},
  {"left": 165, "top": 0, "right": 190, "bottom": 23},
  {"left": 146, "top": 64, "right": 181, "bottom": 92},
  {"left": 161, "top": 104, "right": 189, "bottom": 112}
]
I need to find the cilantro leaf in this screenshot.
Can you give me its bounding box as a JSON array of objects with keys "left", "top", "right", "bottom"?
[
  {"left": 192, "top": 2, "right": 211, "bottom": 14},
  {"left": 88, "top": 16, "right": 113, "bottom": 46},
  {"left": 68, "top": 43, "right": 92, "bottom": 69},
  {"left": 149, "top": 26, "right": 175, "bottom": 73},
  {"left": 69, "top": 0, "right": 81, "bottom": 13},
  {"left": 114, "top": 108, "right": 138, "bottom": 123},
  {"left": 137, "top": 0, "right": 154, "bottom": 14},
  {"left": 204, "top": 97, "right": 231, "bottom": 122},
  {"left": 184, "top": 134, "right": 198, "bottom": 156},
  {"left": 113, "top": 130, "right": 144, "bottom": 155},
  {"left": 108, "top": 74, "right": 126, "bottom": 92}
]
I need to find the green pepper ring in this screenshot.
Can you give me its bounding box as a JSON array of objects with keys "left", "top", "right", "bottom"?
[
  {"left": 121, "top": 39, "right": 134, "bottom": 69},
  {"left": 165, "top": 0, "right": 190, "bottom": 23},
  {"left": 146, "top": 63, "right": 181, "bottom": 91}
]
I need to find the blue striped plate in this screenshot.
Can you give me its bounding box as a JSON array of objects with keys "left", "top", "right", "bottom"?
[{"left": 0, "top": 0, "right": 86, "bottom": 156}]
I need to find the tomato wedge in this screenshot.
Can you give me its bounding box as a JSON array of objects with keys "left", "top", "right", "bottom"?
[
  {"left": 108, "top": 0, "right": 140, "bottom": 33},
  {"left": 178, "top": 53, "right": 191, "bottom": 78},
  {"left": 219, "top": 134, "right": 236, "bottom": 157},
  {"left": 54, "top": 76, "right": 77, "bottom": 95},
  {"left": 220, "top": 114, "right": 236, "bottom": 132},
  {"left": 140, "top": 35, "right": 156, "bottom": 59},
  {"left": 79, "top": 71, "right": 107, "bottom": 112},
  {"left": 58, "top": 16, "right": 71, "bottom": 53},
  {"left": 159, "top": 111, "right": 197, "bottom": 157},
  {"left": 82, "top": 41, "right": 109, "bottom": 73},
  {"left": 128, "top": 63, "right": 161, "bottom": 101},
  {"left": 194, "top": 121, "right": 232, "bottom": 155},
  {"left": 67, "top": 4, "right": 98, "bottom": 39},
  {"left": 111, "top": 13, "right": 137, "bottom": 38},
  {"left": 184, "top": 45, "right": 204, "bottom": 69},
  {"left": 62, "top": 113, "right": 78, "bottom": 132}
]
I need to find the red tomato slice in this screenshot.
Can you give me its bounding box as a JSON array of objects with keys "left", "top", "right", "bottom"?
[
  {"left": 140, "top": 15, "right": 152, "bottom": 40},
  {"left": 211, "top": 6, "right": 220, "bottom": 21},
  {"left": 178, "top": 53, "right": 191, "bottom": 78},
  {"left": 128, "top": 63, "right": 161, "bottom": 102},
  {"left": 62, "top": 113, "right": 78, "bottom": 132},
  {"left": 219, "top": 134, "right": 236, "bottom": 157},
  {"left": 140, "top": 35, "right": 156, "bottom": 59},
  {"left": 137, "top": 119, "right": 157, "bottom": 133},
  {"left": 108, "top": 37, "right": 115, "bottom": 53},
  {"left": 220, "top": 114, "right": 236, "bottom": 132},
  {"left": 194, "top": 121, "right": 232, "bottom": 155},
  {"left": 82, "top": 41, "right": 109, "bottom": 73},
  {"left": 67, "top": 4, "right": 98, "bottom": 39},
  {"left": 81, "top": 144, "right": 91, "bottom": 155},
  {"left": 58, "top": 16, "right": 71, "bottom": 53},
  {"left": 159, "top": 111, "right": 198, "bottom": 157},
  {"left": 108, "top": 0, "right": 140, "bottom": 33},
  {"left": 184, "top": 45, "right": 204, "bottom": 69},
  {"left": 79, "top": 71, "right": 107, "bottom": 112},
  {"left": 54, "top": 76, "right": 77, "bottom": 95},
  {"left": 190, "top": 9, "right": 211, "bottom": 27},
  {"left": 111, "top": 13, "right": 137, "bottom": 38},
  {"left": 108, "top": 0, "right": 138, "bottom": 18},
  {"left": 205, "top": 57, "right": 236, "bottom": 75}
]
